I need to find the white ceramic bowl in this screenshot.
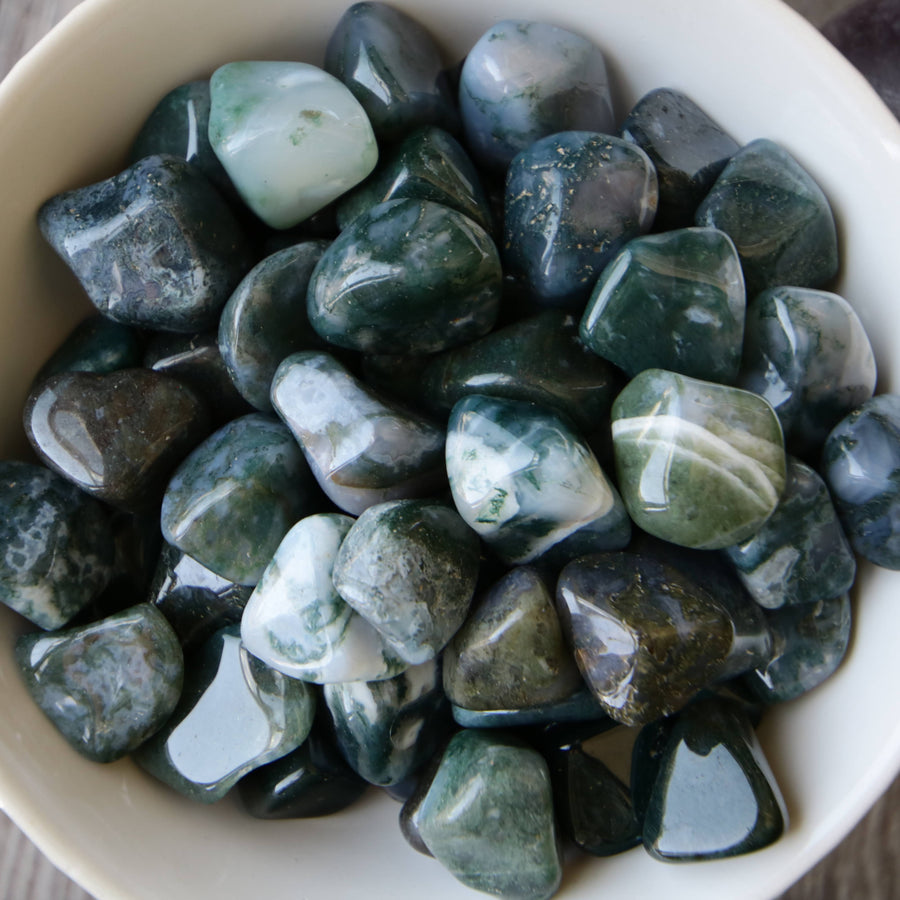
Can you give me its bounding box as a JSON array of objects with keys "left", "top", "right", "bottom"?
[{"left": 1, "top": 0, "right": 900, "bottom": 898}]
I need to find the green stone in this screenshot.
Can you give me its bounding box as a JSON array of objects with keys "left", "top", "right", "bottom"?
[
  {"left": 16, "top": 604, "right": 183, "bottom": 763},
  {"left": 450, "top": 685, "right": 608, "bottom": 729},
  {"left": 611, "top": 369, "right": 786, "bottom": 549}
]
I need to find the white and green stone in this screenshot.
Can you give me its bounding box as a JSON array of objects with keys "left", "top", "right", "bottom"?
[
  {"left": 241, "top": 514, "right": 408, "bottom": 683},
  {"left": 446, "top": 394, "right": 630, "bottom": 565},
  {"left": 612, "top": 369, "right": 786, "bottom": 550}
]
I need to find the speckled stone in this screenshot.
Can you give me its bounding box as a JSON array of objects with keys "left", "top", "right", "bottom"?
[
  {"left": 738, "top": 286, "right": 876, "bottom": 457},
  {"left": 38, "top": 155, "right": 249, "bottom": 332},
  {"left": 134, "top": 625, "right": 315, "bottom": 802},
  {"left": 723, "top": 457, "right": 856, "bottom": 608},
  {"left": 450, "top": 684, "right": 608, "bottom": 729},
  {"left": 579, "top": 227, "right": 745, "bottom": 383},
  {"left": 16, "top": 604, "right": 183, "bottom": 763},
  {"left": 307, "top": 198, "right": 501, "bottom": 355},
  {"left": 503, "top": 132, "right": 657, "bottom": 309},
  {"left": 160, "top": 414, "right": 319, "bottom": 585},
  {"left": 271, "top": 351, "right": 446, "bottom": 515},
  {"left": 24, "top": 369, "right": 211, "bottom": 511},
  {"left": 332, "top": 499, "right": 480, "bottom": 665},
  {"left": 611, "top": 369, "right": 786, "bottom": 549},
  {"left": 459, "top": 20, "right": 614, "bottom": 172},
  {"left": 695, "top": 138, "right": 839, "bottom": 298}
]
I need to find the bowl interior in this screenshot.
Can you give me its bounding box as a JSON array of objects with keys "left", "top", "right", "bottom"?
[{"left": 2, "top": 0, "right": 900, "bottom": 898}]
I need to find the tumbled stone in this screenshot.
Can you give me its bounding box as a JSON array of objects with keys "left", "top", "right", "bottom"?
[
  {"left": 241, "top": 514, "right": 408, "bottom": 683},
  {"left": 695, "top": 139, "right": 839, "bottom": 298},
  {"left": 621, "top": 88, "right": 740, "bottom": 229},
  {"left": 135, "top": 625, "right": 315, "bottom": 802},
  {"left": 612, "top": 369, "right": 786, "bottom": 549},
  {"left": 579, "top": 227, "right": 745, "bottom": 383},
  {"left": 324, "top": 2, "right": 457, "bottom": 142},
  {"left": 738, "top": 286, "right": 876, "bottom": 456},
  {"left": 17, "top": 604, "right": 183, "bottom": 762},
  {"left": 333, "top": 499, "right": 480, "bottom": 665},
  {"left": 443, "top": 567, "right": 582, "bottom": 711},
  {"left": 446, "top": 394, "right": 630, "bottom": 564},
  {"left": 209, "top": 61, "right": 378, "bottom": 229},
  {"left": 641, "top": 698, "right": 787, "bottom": 860},
  {"left": 25, "top": 369, "right": 211, "bottom": 510},
  {"left": 504, "top": 132, "right": 657, "bottom": 308},
  {"left": 307, "top": 198, "right": 501, "bottom": 355},
  {"left": 412, "top": 730, "right": 561, "bottom": 900},
  {"left": 459, "top": 20, "right": 614, "bottom": 172},
  {"left": 822, "top": 394, "right": 900, "bottom": 568},
  {"left": 451, "top": 684, "right": 608, "bottom": 729},
  {"left": 160, "top": 414, "right": 319, "bottom": 585},
  {"left": 272, "top": 351, "right": 445, "bottom": 515},
  {"left": 38, "top": 155, "right": 249, "bottom": 332},
  {"left": 723, "top": 457, "right": 856, "bottom": 608},
  {"left": 324, "top": 659, "right": 451, "bottom": 786},
  {"left": 218, "top": 241, "right": 328, "bottom": 411}
]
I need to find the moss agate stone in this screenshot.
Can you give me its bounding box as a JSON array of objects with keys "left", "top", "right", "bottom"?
[
  {"left": 504, "top": 132, "right": 657, "bottom": 309},
  {"left": 640, "top": 698, "right": 787, "bottom": 861},
  {"left": 307, "top": 198, "right": 501, "bottom": 355},
  {"left": 412, "top": 730, "right": 561, "bottom": 900},
  {"left": 738, "top": 286, "right": 876, "bottom": 457},
  {"left": 451, "top": 684, "right": 608, "bottom": 729},
  {"left": 38, "top": 155, "right": 249, "bottom": 332},
  {"left": 723, "top": 458, "right": 856, "bottom": 609},
  {"left": 25, "top": 369, "right": 211, "bottom": 511},
  {"left": 241, "top": 514, "right": 408, "bottom": 683},
  {"left": 446, "top": 394, "right": 630, "bottom": 564},
  {"left": 612, "top": 369, "right": 786, "bottom": 549},
  {"left": 16, "top": 604, "right": 183, "bottom": 763},
  {"left": 580, "top": 227, "right": 745, "bottom": 383},
  {"left": 459, "top": 20, "right": 614, "bottom": 172},
  {"left": 695, "top": 139, "right": 839, "bottom": 298},
  {"left": 822, "top": 394, "right": 900, "bottom": 568},
  {"left": 332, "top": 499, "right": 480, "bottom": 665},
  {"left": 219, "top": 241, "right": 328, "bottom": 411},
  {"left": 443, "top": 567, "right": 582, "bottom": 711},
  {"left": 135, "top": 625, "right": 315, "bottom": 802},
  {"left": 621, "top": 88, "right": 740, "bottom": 230},
  {"left": 324, "top": 2, "right": 457, "bottom": 143},
  {"left": 160, "top": 414, "right": 318, "bottom": 585}
]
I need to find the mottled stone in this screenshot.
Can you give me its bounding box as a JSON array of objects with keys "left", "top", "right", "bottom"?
[
  {"left": 25, "top": 369, "right": 211, "bottom": 511},
  {"left": 38, "top": 155, "right": 249, "bottom": 332},
  {"left": 611, "top": 369, "right": 786, "bottom": 549},
  {"left": 459, "top": 20, "right": 614, "bottom": 172},
  {"left": 738, "top": 286, "right": 876, "bottom": 456},
  {"left": 621, "top": 88, "right": 740, "bottom": 229},
  {"left": 324, "top": 659, "right": 451, "bottom": 786},
  {"left": 218, "top": 241, "right": 328, "bottom": 411},
  {"left": 446, "top": 394, "right": 630, "bottom": 564},
  {"left": 241, "top": 514, "right": 408, "bottom": 683},
  {"left": 451, "top": 684, "right": 608, "bottom": 729},
  {"left": 332, "top": 499, "right": 480, "bottom": 665},
  {"left": 723, "top": 458, "right": 856, "bottom": 608},
  {"left": 412, "top": 730, "right": 561, "bottom": 900},
  {"left": 307, "top": 198, "right": 501, "bottom": 355},
  {"left": 324, "top": 2, "right": 457, "bottom": 142},
  {"left": 695, "top": 138, "right": 839, "bottom": 298},
  {"left": 160, "top": 414, "right": 319, "bottom": 585},
  {"left": 504, "top": 132, "right": 657, "bottom": 308},
  {"left": 209, "top": 62, "right": 378, "bottom": 229},
  {"left": 16, "top": 604, "right": 183, "bottom": 762},
  {"left": 580, "top": 227, "right": 745, "bottom": 383},
  {"left": 135, "top": 625, "right": 315, "bottom": 802},
  {"left": 271, "top": 351, "right": 446, "bottom": 515}
]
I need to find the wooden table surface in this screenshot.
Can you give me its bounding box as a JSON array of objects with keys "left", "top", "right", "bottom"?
[{"left": 0, "top": 0, "right": 898, "bottom": 897}]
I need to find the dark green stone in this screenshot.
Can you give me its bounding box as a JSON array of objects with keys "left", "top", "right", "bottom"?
[
  {"left": 160, "top": 414, "right": 319, "bottom": 585},
  {"left": 24, "top": 369, "right": 211, "bottom": 511},
  {"left": 16, "top": 604, "right": 183, "bottom": 763},
  {"left": 307, "top": 198, "right": 501, "bottom": 355},
  {"left": 450, "top": 685, "right": 609, "bottom": 729}
]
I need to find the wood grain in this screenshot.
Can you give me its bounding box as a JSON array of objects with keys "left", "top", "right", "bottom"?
[{"left": 0, "top": 1, "right": 895, "bottom": 898}]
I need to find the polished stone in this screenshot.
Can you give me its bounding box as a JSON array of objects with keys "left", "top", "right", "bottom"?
[{"left": 450, "top": 684, "right": 608, "bottom": 729}]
